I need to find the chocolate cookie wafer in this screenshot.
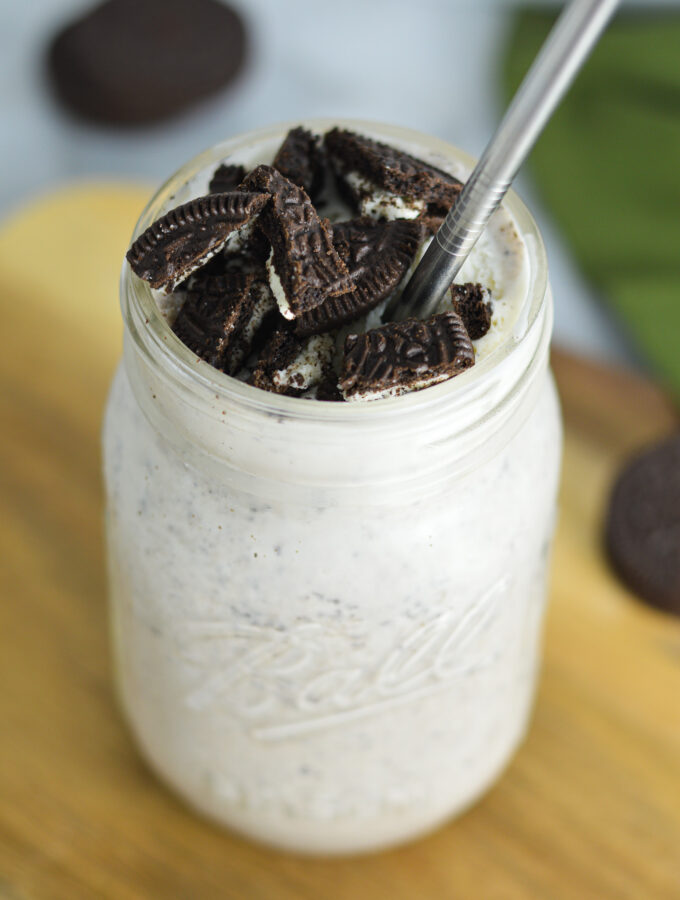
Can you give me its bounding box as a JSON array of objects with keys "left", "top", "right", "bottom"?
[
  {"left": 272, "top": 127, "right": 326, "bottom": 204},
  {"left": 126, "top": 191, "right": 269, "bottom": 293},
  {"left": 204, "top": 221, "right": 271, "bottom": 275},
  {"left": 315, "top": 373, "right": 344, "bottom": 402},
  {"left": 240, "top": 165, "right": 354, "bottom": 319},
  {"left": 605, "top": 433, "right": 680, "bottom": 615},
  {"left": 209, "top": 163, "right": 246, "bottom": 194},
  {"left": 47, "top": 0, "right": 248, "bottom": 126},
  {"left": 172, "top": 271, "right": 276, "bottom": 375},
  {"left": 295, "top": 218, "right": 424, "bottom": 336},
  {"left": 250, "top": 329, "right": 335, "bottom": 397},
  {"left": 325, "top": 128, "right": 462, "bottom": 229},
  {"left": 450, "top": 283, "right": 493, "bottom": 340},
  {"left": 340, "top": 311, "right": 474, "bottom": 401}
]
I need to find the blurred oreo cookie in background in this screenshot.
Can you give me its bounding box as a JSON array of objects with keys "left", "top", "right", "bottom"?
[
  {"left": 605, "top": 433, "right": 680, "bottom": 617},
  {"left": 46, "top": 0, "right": 248, "bottom": 126}
]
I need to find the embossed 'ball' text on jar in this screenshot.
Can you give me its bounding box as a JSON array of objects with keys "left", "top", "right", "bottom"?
[{"left": 103, "top": 121, "right": 562, "bottom": 856}]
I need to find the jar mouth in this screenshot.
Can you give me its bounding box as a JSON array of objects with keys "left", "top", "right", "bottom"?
[{"left": 121, "top": 117, "right": 548, "bottom": 424}]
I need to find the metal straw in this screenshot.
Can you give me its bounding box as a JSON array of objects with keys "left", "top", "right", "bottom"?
[{"left": 389, "top": 0, "right": 619, "bottom": 323}]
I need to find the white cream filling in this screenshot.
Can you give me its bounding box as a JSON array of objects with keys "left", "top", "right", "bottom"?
[
  {"left": 159, "top": 221, "right": 254, "bottom": 296},
  {"left": 153, "top": 286, "right": 187, "bottom": 325},
  {"left": 243, "top": 281, "right": 276, "bottom": 345},
  {"left": 343, "top": 170, "right": 426, "bottom": 221},
  {"left": 344, "top": 370, "right": 453, "bottom": 403},
  {"left": 225, "top": 219, "right": 255, "bottom": 255},
  {"left": 273, "top": 334, "right": 334, "bottom": 392},
  {"left": 266, "top": 249, "right": 294, "bottom": 320},
  {"left": 160, "top": 245, "right": 221, "bottom": 295}
]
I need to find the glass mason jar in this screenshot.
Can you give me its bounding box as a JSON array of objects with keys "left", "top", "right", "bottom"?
[{"left": 103, "top": 121, "right": 562, "bottom": 855}]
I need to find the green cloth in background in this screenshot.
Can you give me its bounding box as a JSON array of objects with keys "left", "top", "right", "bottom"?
[{"left": 504, "top": 10, "right": 680, "bottom": 398}]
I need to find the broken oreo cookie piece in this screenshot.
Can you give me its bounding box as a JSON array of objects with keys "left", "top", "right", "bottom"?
[
  {"left": 295, "top": 218, "right": 425, "bottom": 336},
  {"left": 272, "top": 127, "right": 326, "bottom": 205},
  {"left": 172, "top": 271, "right": 275, "bottom": 375},
  {"left": 340, "top": 311, "right": 474, "bottom": 401},
  {"left": 250, "top": 329, "right": 335, "bottom": 397},
  {"left": 209, "top": 163, "right": 246, "bottom": 194},
  {"left": 127, "top": 124, "right": 504, "bottom": 403},
  {"left": 126, "top": 191, "right": 269, "bottom": 293},
  {"left": 315, "top": 372, "right": 344, "bottom": 402},
  {"left": 325, "top": 128, "right": 462, "bottom": 229},
  {"left": 240, "top": 165, "right": 354, "bottom": 320},
  {"left": 450, "top": 283, "right": 493, "bottom": 340}
]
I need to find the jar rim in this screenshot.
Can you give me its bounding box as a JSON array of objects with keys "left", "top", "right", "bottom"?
[{"left": 121, "top": 118, "right": 548, "bottom": 425}]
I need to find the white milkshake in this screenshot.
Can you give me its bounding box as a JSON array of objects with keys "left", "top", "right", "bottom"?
[{"left": 103, "top": 120, "right": 562, "bottom": 854}]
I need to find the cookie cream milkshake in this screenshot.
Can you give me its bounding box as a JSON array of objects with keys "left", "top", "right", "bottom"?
[{"left": 103, "top": 120, "right": 561, "bottom": 854}]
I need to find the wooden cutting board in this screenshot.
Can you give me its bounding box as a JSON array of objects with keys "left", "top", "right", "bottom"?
[{"left": 1, "top": 186, "right": 679, "bottom": 900}]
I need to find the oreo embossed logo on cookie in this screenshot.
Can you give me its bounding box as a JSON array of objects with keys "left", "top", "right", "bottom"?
[
  {"left": 339, "top": 312, "right": 474, "bottom": 401},
  {"left": 240, "top": 165, "right": 354, "bottom": 320},
  {"left": 294, "top": 218, "right": 424, "bottom": 336},
  {"left": 125, "top": 123, "right": 527, "bottom": 401},
  {"left": 126, "top": 192, "right": 269, "bottom": 292},
  {"left": 172, "top": 271, "right": 276, "bottom": 376}
]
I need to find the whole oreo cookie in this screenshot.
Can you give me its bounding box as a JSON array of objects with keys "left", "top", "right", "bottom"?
[
  {"left": 47, "top": 0, "right": 247, "bottom": 126},
  {"left": 605, "top": 433, "right": 680, "bottom": 615}
]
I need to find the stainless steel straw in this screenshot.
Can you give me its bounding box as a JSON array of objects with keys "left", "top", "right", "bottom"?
[{"left": 389, "top": 0, "right": 619, "bottom": 322}]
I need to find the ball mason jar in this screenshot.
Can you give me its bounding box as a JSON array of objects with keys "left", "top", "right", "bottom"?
[{"left": 103, "top": 121, "right": 562, "bottom": 855}]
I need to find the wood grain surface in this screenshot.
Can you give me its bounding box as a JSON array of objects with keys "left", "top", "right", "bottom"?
[{"left": 1, "top": 186, "right": 679, "bottom": 900}]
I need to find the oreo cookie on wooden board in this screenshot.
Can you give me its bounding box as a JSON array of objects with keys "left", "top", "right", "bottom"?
[
  {"left": 450, "top": 283, "right": 493, "bottom": 340},
  {"left": 325, "top": 128, "right": 462, "bottom": 229},
  {"left": 47, "top": 0, "right": 247, "bottom": 126},
  {"left": 340, "top": 311, "right": 474, "bottom": 401},
  {"left": 250, "top": 329, "right": 335, "bottom": 397},
  {"left": 605, "top": 433, "right": 680, "bottom": 615},
  {"left": 272, "top": 128, "right": 326, "bottom": 205},
  {"left": 172, "top": 271, "right": 276, "bottom": 375},
  {"left": 295, "top": 218, "right": 425, "bottom": 336},
  {"left": 240, "top": 165, "right": 354, "bottom": 319},
  {"left": 126, "top": 191, "right": 269, "bottom": 293}
]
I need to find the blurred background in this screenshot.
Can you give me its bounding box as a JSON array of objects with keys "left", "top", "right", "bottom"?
[
  {"left": 2, "top": 0, "right": 678, "bottom": 384},
  {"left": 2, "top": 3, "right": 680, "bottom": 896}
]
